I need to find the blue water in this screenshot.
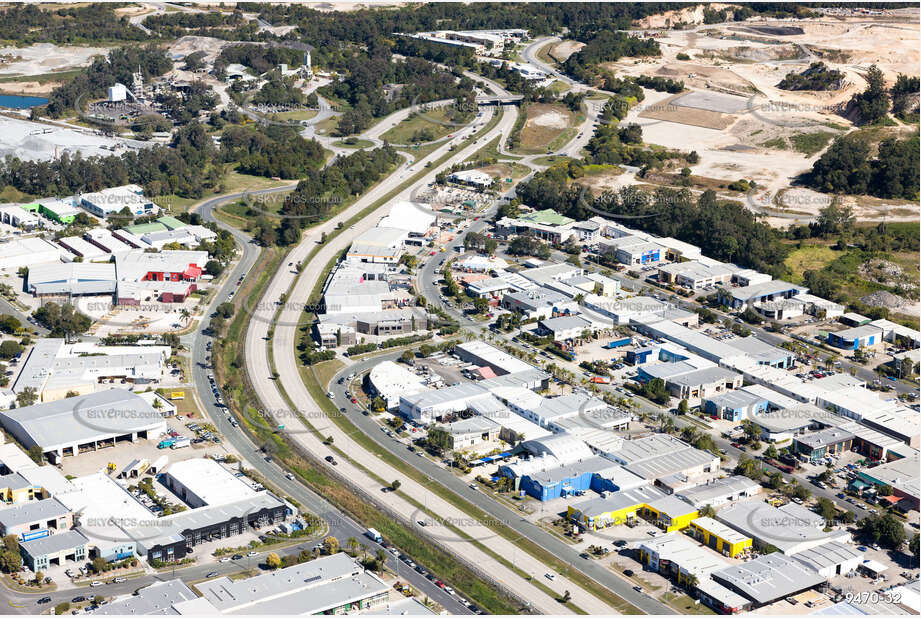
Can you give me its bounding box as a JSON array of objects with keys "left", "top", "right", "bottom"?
[{"left": 0, "top": 94, "right": 48, "bottom": 109}]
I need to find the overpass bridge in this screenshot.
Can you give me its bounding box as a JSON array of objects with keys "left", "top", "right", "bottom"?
[{"left": 475, "top": 94, "right": 524, "bottom": 105}]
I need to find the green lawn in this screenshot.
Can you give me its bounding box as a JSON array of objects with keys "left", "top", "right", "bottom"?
[
  {"left": 381, "top": 108, "right": 460, "bottom": 144},
  {"left": 783, "top": 244, "right": 839, "bottom": 283},
  {"left": 790, "top": 131, "right": 835, "bottom": 156}
]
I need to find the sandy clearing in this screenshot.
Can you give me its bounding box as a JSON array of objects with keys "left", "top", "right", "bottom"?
[
  {"left": 528, "top": 108, "right": 569, "bottom": 129},
  {"left": 0, "top": 43, "right": 107, "bottom": 76}
]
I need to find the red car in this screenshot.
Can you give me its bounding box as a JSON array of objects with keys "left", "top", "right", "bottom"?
[
  {"left": 731, "top": 442, "right": 741, "bottom": 449},
  {"left": 435, "top": 581, "right": 444, "bottom": 588},
  {"left": 351, "top": 397, "right": 358, "bottom": 404}
]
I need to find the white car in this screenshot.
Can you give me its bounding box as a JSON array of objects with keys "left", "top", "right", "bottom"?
[
  {"left": 220, "top": 557, "right": 232, "bottom": 563},
  {"left": 89, "top": 581, "right": 103, "bottom": 587},
  {"left": 545, "top": 573, "right": 555, "bottom": 581}
]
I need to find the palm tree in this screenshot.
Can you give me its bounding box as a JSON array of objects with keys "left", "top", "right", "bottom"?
[
  {"left": 375, "top": 549, "right": 387, "bottom": 574},
  {"left": 347, "top": 536, "right": 358, "bottom": 556}
]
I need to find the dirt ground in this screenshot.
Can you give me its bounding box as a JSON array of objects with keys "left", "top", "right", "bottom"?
[
  {"left": 638, "top": 92, "right": 738, "bottom": 130},
  {"left": 168, "top": 36, "right": 234, "bottom": 63},
  {"left": 519, "top": 103, "right": 576, "bottom": 152},
  {"left": 549, "top": 40, "right": 584, "bottom": 63},
  {"left": 0, "top": 42, "right": 107, "bottom": 77}
]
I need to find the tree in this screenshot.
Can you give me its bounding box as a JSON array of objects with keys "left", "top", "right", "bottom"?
[
  {"left": 677, "top": 399, "right": 689, "bottom": 415},
  {"left": 92, "top": 556, "right": 106, "bottom": 574},
  {"left": 400, "top": 350, "right": 414, "bottom": 364},
  {"left": 910, "top": 533, "right": 919, "bottom": 565},
  {"left": 0, "top": 548, "right": 20, "bottom": 573},
  {"left": 390, "top": 480, "right": 401, "bottom": 492},
  {"left": 561, "top": 590, "right": 571, "bottom": 603},
  {"left": 375, "top": 549, "right": 387, "bottom": 574},
  {"left": 859, "top": 513, "right": 907, "bottom": 549},
  {"left": 205, "top": 260, "right": 224, "bottom": 277},
  {"left": 54, "top": 603, "right": 70, "bottom": 615},
  {"left": 322, "top": 536, "right": 340, "bottom": 555},
  {"left": 32, "top": 302, "right": 92, "bottom": 337},
  {"left": 266, "top": 552, "right": 282, "bottom": 569},
  {"left": 816, "top": 497, "right": 837, "bottom": 524},
  {"left": 17, "top": 387, "right": 38, "bottom": 408},
  {"left": 346, "top": 537, "right": 359, "bottom": 555},
  {"left": 699, "top": 504, "right": 716, "bottom": 519},
  {"left": 851, "top": 64, "right": 890, "bottom": 125},
  {"left": 215, "top": 302, "right": 235, "bottom": 319},
  {"left": 34, "top": 570, "right": 43, "bottom": 586}
]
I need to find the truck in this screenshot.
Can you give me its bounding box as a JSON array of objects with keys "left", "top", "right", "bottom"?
[
  {"left": 590, "top": 376, "right": 611, "bottom": 384},
  {"left": 170, "top": 437, "right": 191, "bottom": 449},
  {"left": 604, "top": 337, "right": 632, "bottom": 349},
  {"left": 157, "top": 439, "right": 174, "bottom": 449},
  {"left": 764, "top": 458, "right": 794, "bottom": 474},
  {"left": 365, "top": 528, "right": 383, "bottom": 543}
]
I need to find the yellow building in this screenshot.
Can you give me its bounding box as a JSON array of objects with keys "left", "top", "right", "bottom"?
[
  {"left": 638, "top": 533, "right": 729, "bottom": 586},
  {"left": 642, "top": 495, "right": 699, "bottom": 532},
  {"left": 0, "top": 472, "right": 43, "bottom": 504},
  {"left": 567, "top": 486, "right": 699, "bottom": 532},
  {"left": 689, "top": 516, "right": 752, "bottom": 558}
]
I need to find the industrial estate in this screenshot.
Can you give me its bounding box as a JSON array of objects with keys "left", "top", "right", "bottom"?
[{"left": 0, "top": 1, "right": 915, "bottom": 616}]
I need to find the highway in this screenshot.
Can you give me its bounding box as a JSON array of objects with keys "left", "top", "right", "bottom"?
[
  {"left": 189, "top": 188, "right": 471, "bottom": 613},
  {"left": 238, "top": 100, "right": 648, "bottom": 613}
]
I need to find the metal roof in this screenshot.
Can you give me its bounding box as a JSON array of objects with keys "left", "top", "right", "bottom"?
[
  {"left": 20, "top": 529, "right": 87, "bottom": 557},
  {"left": 712, "top": 553, "right": 825, "bottom": 605}
]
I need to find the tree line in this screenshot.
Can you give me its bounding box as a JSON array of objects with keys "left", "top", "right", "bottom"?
[
  {"left": 809, "top": 133, "right": 918, "bottom": 201},
  {"left": 0, "top": 3, "right": 148, "bottom": 45}
]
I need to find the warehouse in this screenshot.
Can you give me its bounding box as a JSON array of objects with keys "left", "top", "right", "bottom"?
[
  {"left": 695, "top": 577, "right": 750, "bottom": 614},
  {"left": 139, "top": 225, "right": 217, "bottom": 250},
  {"left": 496, "top": 209, "right": 576, "bottom": 244},
  {"left": 567, "top": 485, "right": 667, "bottom": 530},
  {"left": 0, "top": 497, "right": 72, "bottom": 539},
  {"left": 448, "top": 169, "right": 493, "bottom": 189},
  {"left": 366, "top": 360, "right": 429, "bottom": 410},
  {"left": 501, "top": 288, "right": 579, "bottom": 320},
  {"left": 720, "top": 280, "right": 807, "bottom": 310},
  {"left": 715, "top": 501, "right": 850, "bottom": 555},
  {"left": 868, "top": 318, "right": 921, "bottom": 347},
  {"left": 186, "top": 553, "right": 389, "bottom": 614},
  {"left": 0, "top": 205, "right": 40, "bottom": 229},
  {"left": 677, "top": 476, "right": 761, "bottom": 510},
  {"left": 399, "top": 383, "right": 493, "bottom": 424},
  {"left": 33, "top": 198, "right": 81, "bottom": 224},
  {"left": 603, "top": 434, "right": 720, "bottom": 483},
  {"left": 162, "top": 458, "right": 260, "bottom": 508},
  {"left": 537, "top": 315, "right": 593, "bottom": 342},
  {"left": 79, "top": 185, "right": 157, "bottom": 219},
  {"left": 712, "top": 553, "right": 826, "bottom": 608},
  {"left": 501, "top": 451, "right": 622, "bottom": 501},
  {"left": 857, "top": 451, "right": 920, "bottom": 511},
  {"left": 13, "top": 339, "right": 170, "bottom": 402},
  {"left": 643, "top": 494, "right": 699, "bottom": 532},
  {"left": 827, "top": 325, "right": 882, "bottom": 350},
  {"left": 378, "top": 200, "right": 436, "bottom": 237},
  {"left": 689, "top": 516, "right": 752, "bottom": 558},
  {"left": 19, "top": 529, "right": 88, "bottom": 571},
  {"left": 345, "top": 227, "right": 407, "bottom": 264},
  {"left": 703, "top": 390, "right": 768, "bottom": 422},
  {"left": 0, "top": 237, "right": 64, "bottom": 270},
  {"left": 26, "top": 262, "right": 116, "bottom": 297},
  {"left": 436, "top": 416, "right": 501, "bottom": 450},
  {"left": 93, "top": 580, "right": 199, "bottom": 615},
  {"left": 657, "top": 261, "right": 733, "bottom": 290},
  {"left": 57, "top": 236, "right": 108, "bottom": 260},
  {"left": 455, "top": 341, "right": 535, "bottom": 376},
  {"left": 640, "top": 363, "right": 743, "bottom": 403},
  {"left": 637, "top": 533, "right": 729, "bottom": 584},
  {"left": 793, "top": 427, "right": 855, "bottom": 463},
  {"left": 84, "top": 228, "right": 134, "bottom": 256},
  {"left": 0, "top": 390, "right": 167, "bottom": 464}
]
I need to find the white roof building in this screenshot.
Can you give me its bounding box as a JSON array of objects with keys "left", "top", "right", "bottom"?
[
  {"left": 79, "top": 185, "right": 157, "bottom": 218},
  {"left": 377, "top": 201, "right": 436, "bottom": 236},
  {"left": 367, "top": 360, "right": 429, "bottom": 410},
  {"left": 0, "top": 237, "right": 64, "bottom": 270}
]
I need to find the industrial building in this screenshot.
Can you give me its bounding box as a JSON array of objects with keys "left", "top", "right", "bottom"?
[
  {"left": 703, "top": 390, "right": 769, "bottom": 422},
  {"left": 792, "top": 427, "right": 855, "bottom": 463},
  {"left": 78, "top": 185, "right": 157, "bottom": 219},
  {"left": 656, "top": 261, "right": 733, "bottom": 290},
  {"left": 856, "top": 450, "right": 920, "bottom": 511},
  {"left": 688, "top": 517, "right": 752, "bottom": 558},
  {"left": 711, "top": 553, "right": 826, "bottom": 608},
  {"left": 0, "top": 237, "right": 64, "bottom": 270},
  {"left": 377, "top": 200, "right": 437, "bottom": 238},
  {"left": 454, "top": 341, "right": 536, "bottom": 377},
  {"left": 637, "top": 533, "right": 729, "bottom": 584},
  {"left": 435, "top": 416, "right": 501, "bottom": 450},
  {"left": 537, "top": 315, "right": 593, "bottom": 342},
  {"left": 0, "top": 390, "right": 167, "bottom": 464},
  {"left": 676, "top": 476, "right": 761, "bottom": 510},
  {"left": 19, "top": 529, "right": 88, "bottom": 571},
  {"left": 567, "top": 485, "right": 666, "bottom": 530},
  {"left": 720, "top": 280, "right": 807, "bottom": 310},
  {"left": 27, "top": 262, "right": 117, "bottom": 297},
  {"left": 345, "top": 227, "right": 407, "bottom": 264},
  {"left": 57, "top": 236, "right": 108, "bottom": 260},
  {"left": 448, "top": 169, "right": 493, "bottom": 189},
  {"left": 496, "top": 209, "right": 576, "bottom": 244},
  {"left": 501, "top": 288, "right": 579, "bottom": 320},
  {"left": 322, "top": 261, "right": 402, "bottom": 315},
  {"left": 366, "top": 360, "right": 429, "bottom": 410},
  {"left": 600, "top": 434, "right": 721, "bottom": 484},
  {"left": 181, "top": 553, "right": 390, "bottom": 614},
  {"left": 12, "top": 338, "right": 170, "bottom": 402},
  {"left": 827, "top": 325, "right": 883, "bottom": 350},
  {"left": 715, "top": 501, "right": 850, "bottom": 555}
]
